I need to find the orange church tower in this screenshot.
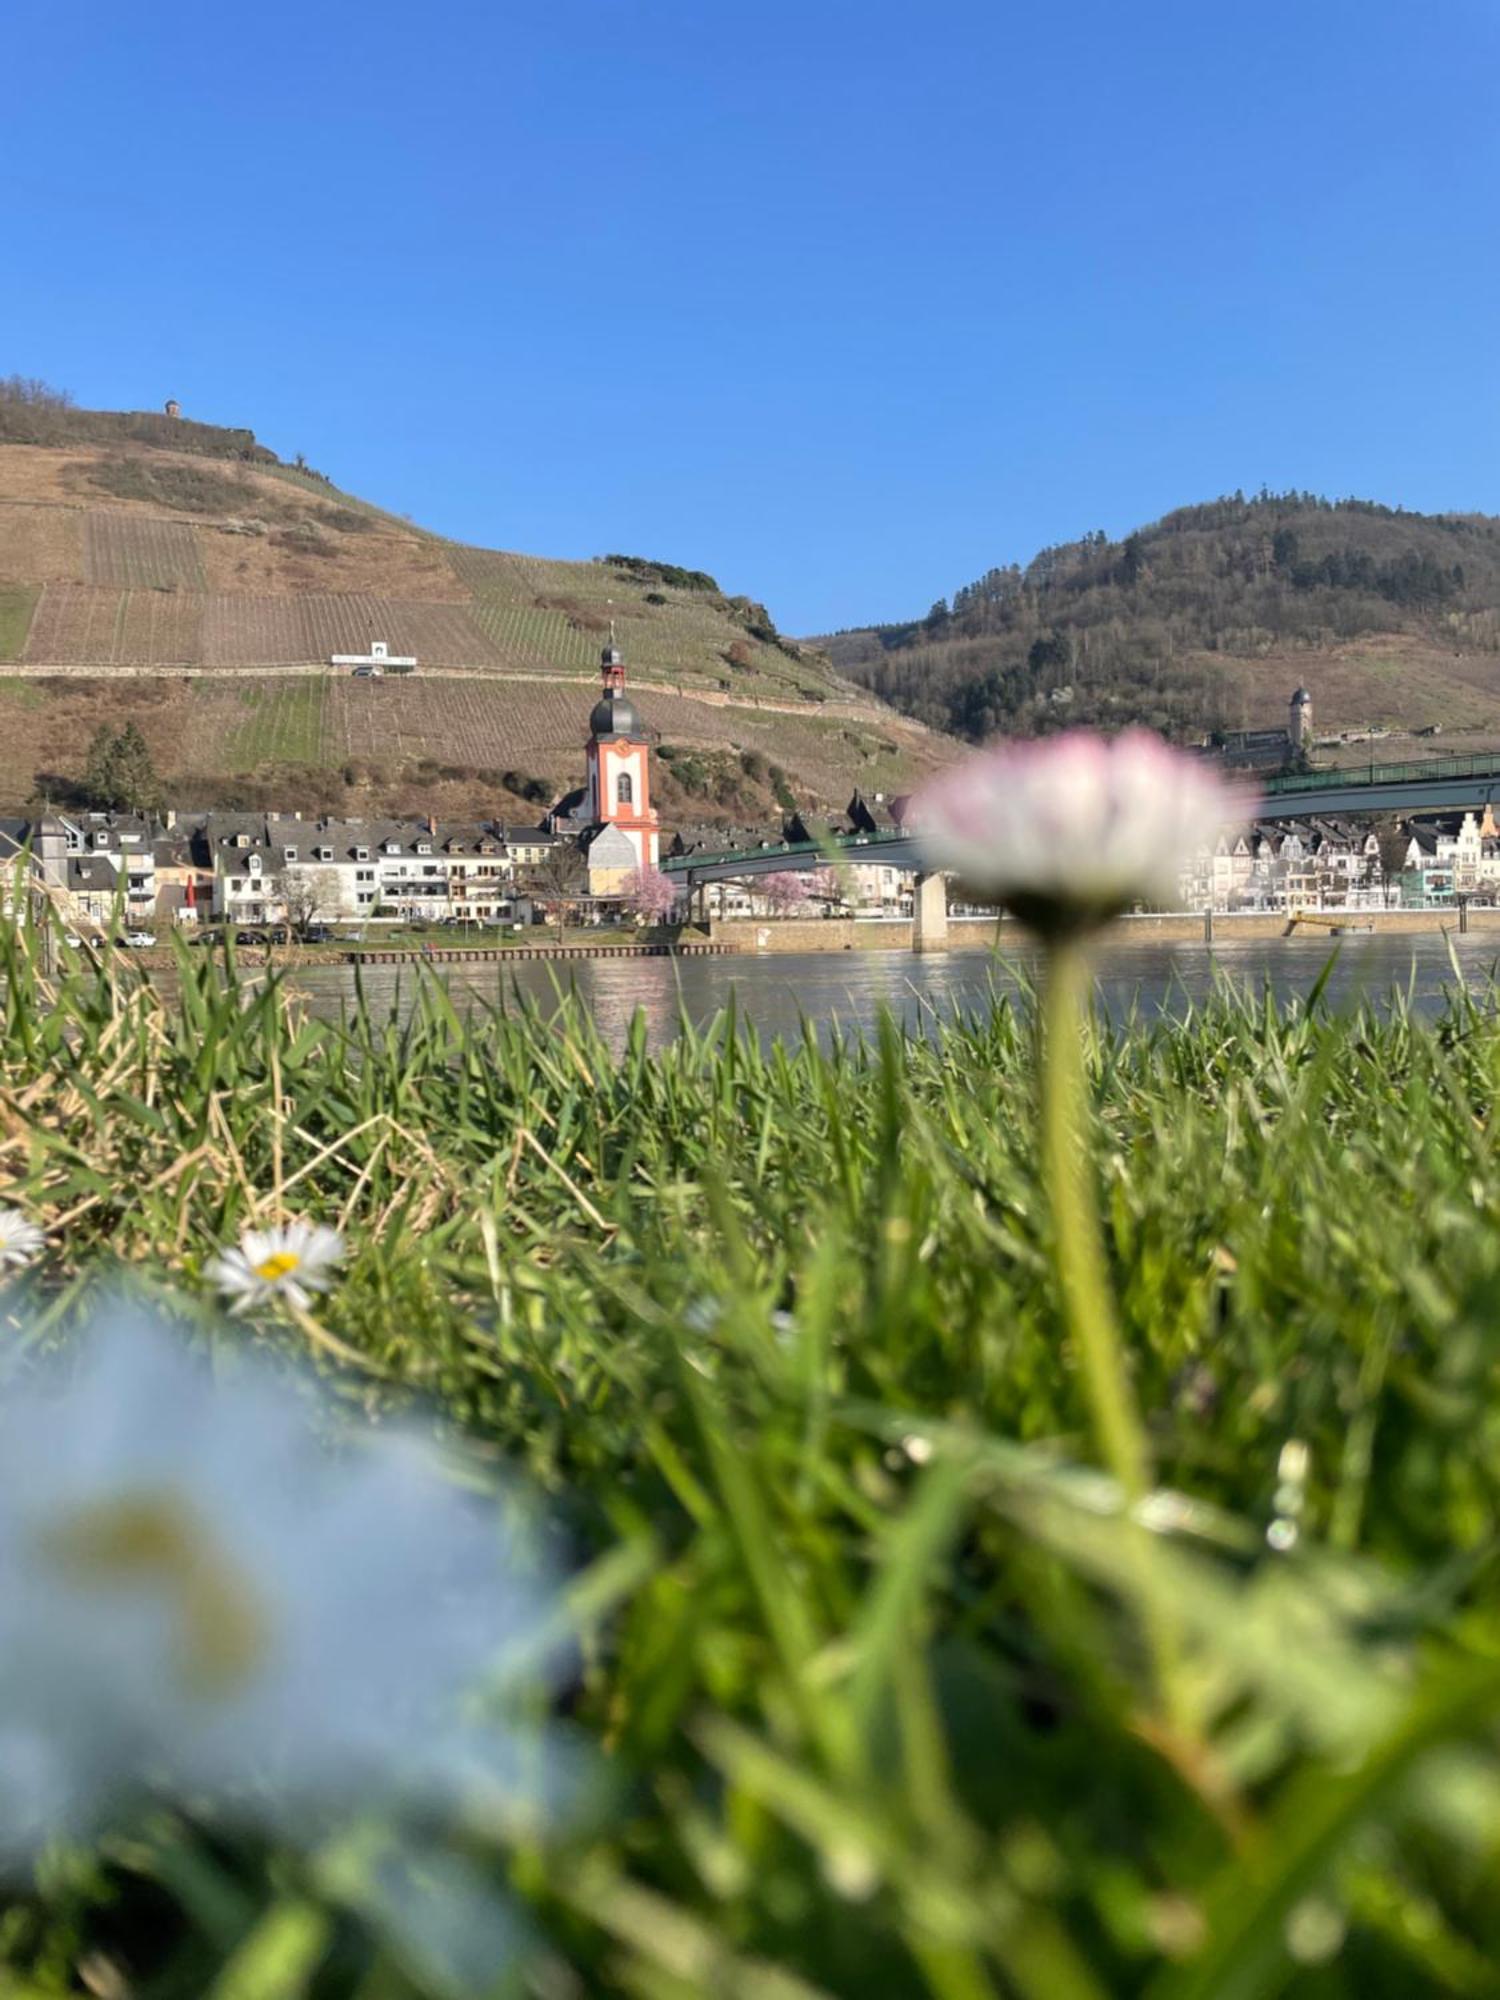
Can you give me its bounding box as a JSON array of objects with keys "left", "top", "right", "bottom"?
[{"left": 584, "top": 633, "right": 659, "bottom": 871}]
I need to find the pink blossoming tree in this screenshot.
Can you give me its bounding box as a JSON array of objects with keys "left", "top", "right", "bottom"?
[
  {"left": 759, "top": 871, "right": 807, "bottom": 916},
  {"left": 623, "top": 867, "right": 681, "bottom": 926}
]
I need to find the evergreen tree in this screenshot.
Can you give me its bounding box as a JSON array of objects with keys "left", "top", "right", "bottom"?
[
  {"left": 82, "top": 727, "right": 119, "bottom": 809},
  {"left": 110, "top": 723, "right": 160, "bottom": 813}
]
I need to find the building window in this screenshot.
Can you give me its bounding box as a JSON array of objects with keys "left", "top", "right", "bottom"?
[
  {"left": 284, "top": 847, "right": 298, "bottom": 863},
  {"left": 355, "top": 847, "right": 369, "bottom": 861},
  {"left": 616, "top": 773, "right": 633, "bottom": 805}
]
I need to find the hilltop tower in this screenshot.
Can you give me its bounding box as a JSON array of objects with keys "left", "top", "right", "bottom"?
[
  {"left": 584, "top": 634, "right": 659, "bottom": 874},
  {"left": 164, "top": 398, "right": 181, "bottom": 419},
  {"left": 1289, "top": 685, "right": 1313, "bottom": 752}
]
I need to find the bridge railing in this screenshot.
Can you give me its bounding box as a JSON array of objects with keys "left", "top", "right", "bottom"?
[
  {"left": 1263, "top": 751, "right": 1500, "bottom": 797},
  {"left": 660, "top": 830, "right": 910, "bottom": 874}
]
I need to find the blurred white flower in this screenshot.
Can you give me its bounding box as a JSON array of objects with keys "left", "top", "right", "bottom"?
[
  {"left": 911, "top": 729, "right": 1250, "bottom": 937},
  {"left": 207, "top": 1220, "right": 344, "bottom": 1313},
  {"left": 0, "top": 1207, "right": 45, "bottom": 1270},
  {"left": 0, "top": 1306, "right": 561, "bottom": 1863}
]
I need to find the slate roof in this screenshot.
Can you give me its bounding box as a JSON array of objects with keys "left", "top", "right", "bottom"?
[
  {"left": 584, "top": 824, "right": 639, "bottom": 870},
  {"left": 67, "top": 855, "right": 118, "bottom": 891}
]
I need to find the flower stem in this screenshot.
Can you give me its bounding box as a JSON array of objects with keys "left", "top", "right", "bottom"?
[
  {"left": 1039, "top": 940, "right": 1150, "bottom": 1505},
  {"left": 1040, "top": 939, "right": 1191, "bottom": 1737}
]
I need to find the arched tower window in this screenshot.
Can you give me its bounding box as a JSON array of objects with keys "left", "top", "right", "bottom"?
[{"left": 616, "top": 772, "right": 633, "bottom": 806}]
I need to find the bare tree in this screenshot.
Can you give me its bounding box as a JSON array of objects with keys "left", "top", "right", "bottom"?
[
  {"left": 524, "top": 842, "right": 586, "bottom": 938},
  {"left": 277, "top": 867, "right": 342, "bottom": 938}
]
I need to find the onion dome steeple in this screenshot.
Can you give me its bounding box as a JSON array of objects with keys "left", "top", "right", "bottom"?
[{"left": 589, "top": 625, "right": 641, "bottom": 740}]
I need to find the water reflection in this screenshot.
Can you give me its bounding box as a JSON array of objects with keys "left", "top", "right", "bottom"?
[{"left": 272, "top": 934, "right": 1500, "bottom": 1053}]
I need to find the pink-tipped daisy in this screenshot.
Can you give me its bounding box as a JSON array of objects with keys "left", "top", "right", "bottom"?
[{"left": 912, "top": 728, "right": 1252, "bottom": 938}]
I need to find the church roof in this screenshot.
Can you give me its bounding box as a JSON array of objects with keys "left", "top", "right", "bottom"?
[
  {"left": 584, "top": 824, "right": 639, "bottom": 868},
  {"left": 590, "top": 689, "right": 643, "bottom": 740}
]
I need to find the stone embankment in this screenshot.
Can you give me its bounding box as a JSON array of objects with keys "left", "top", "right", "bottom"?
[{"left": 706, "top": 909, "right": 1500, "bottom": 953}]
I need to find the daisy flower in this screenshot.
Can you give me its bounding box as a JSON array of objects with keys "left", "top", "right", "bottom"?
[
  {"left": 207, "top": 1219, "right": 344, "bottom": 1313},
  {"left": 0, "top": 1207, "right": 45, "bottom": 1270},
  {"left": 911, "top": 729, "right": 1251, "bottom": 939},
  {"left": 0, "top": 1304, "right": 563, "bottom": 1864}
]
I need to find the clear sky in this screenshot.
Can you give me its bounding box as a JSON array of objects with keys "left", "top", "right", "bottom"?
[{"left": 7, "top": 0, "right": 1498, "bottom": 633}]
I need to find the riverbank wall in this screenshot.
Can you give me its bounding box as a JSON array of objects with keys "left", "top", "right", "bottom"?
[
  {"left": 104, "top": 906, "right": 1500, "bottom": 971},
  {"left": 706, "top": 909, "right": 1500, "bottom": 952}
]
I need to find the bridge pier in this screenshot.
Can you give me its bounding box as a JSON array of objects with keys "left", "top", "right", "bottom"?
[{"left": 912, "top": 871, "right": 948, "bottom": 952}]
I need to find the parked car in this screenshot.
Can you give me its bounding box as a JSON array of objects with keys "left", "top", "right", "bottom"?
[
  {"left": 234, "top": 929, "right": 268, "bottom": 947},
  {"left": 189, "top": 930, "right": 222, "bottom": 947},
  {"left": 302, "top": 924, "right": 335, "bottom": 944},
  {"left": 122, "top": 931, "right": 156, "bottom": 949}
]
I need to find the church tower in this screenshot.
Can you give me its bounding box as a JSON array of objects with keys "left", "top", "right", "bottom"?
[{"left": 585, "top": 635, "right": 659, "bottom": 872}]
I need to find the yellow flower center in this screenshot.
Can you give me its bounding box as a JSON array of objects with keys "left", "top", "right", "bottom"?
[
  {"left": 254, "top": 1250, "right": 302, "bottom": 1281},
  {"left": 40, "top": 1491, "right": 271, "bottom": 1697}
]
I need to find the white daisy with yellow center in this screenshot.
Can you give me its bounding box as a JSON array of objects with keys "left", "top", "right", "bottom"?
[
  {"left": 0, "top": 1206, "right": 45, "bottom": 1271},
  {"left": 206, "top": 1220, "right": 344, "bottom": 1312}
]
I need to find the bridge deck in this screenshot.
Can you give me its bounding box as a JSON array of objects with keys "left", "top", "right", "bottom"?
[{"left": 661, "top": 752, "right": 1500, "bottom": 880}]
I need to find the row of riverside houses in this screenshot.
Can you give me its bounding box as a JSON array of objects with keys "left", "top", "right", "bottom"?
[
  {"left": 1399, "top": 806, "right": 1500, "bottom": 906},
  {"left": 0, "top": 810, "right": 565, "bottom": 930},
  {"left": 0, "top": 642, "right": 668, "bottom": 933},
  {"left": 1180, "top": 820, "right": 1389, "bottom": 914},
  {"left": 1188, "top": 809, "right": 1500, "bottom": 914}
]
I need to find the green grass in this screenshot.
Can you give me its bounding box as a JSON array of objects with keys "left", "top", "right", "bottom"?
[
  {"left": 9, "top": 939, "right": 1500, "bottom": 1994},
  {"left": 0, "top": 582, "right": 38, "bottom": 661}
]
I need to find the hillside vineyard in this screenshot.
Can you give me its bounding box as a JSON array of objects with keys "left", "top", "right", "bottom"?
[{"left": 0, "top": 382, "right": 947, "bottom": 822}]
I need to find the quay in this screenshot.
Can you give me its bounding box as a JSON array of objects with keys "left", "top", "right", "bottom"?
[{"left": 347, "top": 940, "right": 729, "bottom": 965}]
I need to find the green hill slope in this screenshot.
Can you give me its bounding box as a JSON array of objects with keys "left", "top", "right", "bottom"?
[
  {"left": 822, "top": 492, "right": 1500, "bottom": 756},
  {"left": 0, "top": 379, "right": 948, "bottom": 819}
]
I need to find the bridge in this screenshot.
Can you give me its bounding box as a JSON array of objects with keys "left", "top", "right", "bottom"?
[
  {"left": 1254, "top": 748, "right": 1500, "bottom": 818},
  {"left": 660, "top": 832, "right": 952, "bottom": 949},
  {"left": 660, "top": 748, "right": 1500, "bottom": 950}
]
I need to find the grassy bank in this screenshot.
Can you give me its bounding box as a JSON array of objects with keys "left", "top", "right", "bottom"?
[{"left": 5, "top": 937, "right": 1500, "bottom": 1995}]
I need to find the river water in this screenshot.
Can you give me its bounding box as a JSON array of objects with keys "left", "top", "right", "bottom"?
[{"left": 270, "top": 934, "right": 1500, "bottom": 1051}]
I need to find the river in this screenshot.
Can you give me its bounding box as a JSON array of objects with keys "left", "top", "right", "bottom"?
[{"left": 268, "top": 934, "right": 1500, "bottom": 1051}]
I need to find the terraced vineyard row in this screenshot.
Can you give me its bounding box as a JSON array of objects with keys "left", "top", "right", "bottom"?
[
  {"left": 220, "top": 679, "right": 332, "bottom": 767},
  {"left": 201, "top": 594, "right": 505, "bottom": 667},
  {"left": 464, "top": 600, "right": 598, "bottom": 672},
  {"left": 442, "top": 545, "right": 540, "bottom": 597},
  {"left": 326, "top": 676, "right": 601, "bottom": 765},
  {"left": 83, "top": 511, "right": 205, "bottom": 590},
  {"left": 24, "top": 585, "right": 203, "bottom": 664}
]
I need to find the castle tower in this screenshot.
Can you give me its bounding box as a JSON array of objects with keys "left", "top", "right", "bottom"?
[
  {"left": 1289, "top": 686, "right": 1313, "bottom": 752},
  {"left": 585, "top": 634, "right": 659, "bottom": 872}
]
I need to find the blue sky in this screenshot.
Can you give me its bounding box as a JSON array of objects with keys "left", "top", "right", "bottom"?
[{"left": 7, "top": 0, "right": 1498, "bottom": 632}]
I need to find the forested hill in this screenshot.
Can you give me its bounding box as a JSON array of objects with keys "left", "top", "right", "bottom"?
[{"left": 820, "top": 494, "right": 1500, "bottom": 748}]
